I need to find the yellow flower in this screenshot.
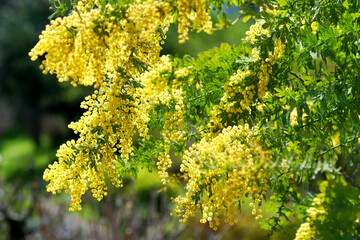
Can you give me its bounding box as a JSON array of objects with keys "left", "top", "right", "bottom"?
[{"left": 311, "top": 21, "right": 319, "bottom": 34}]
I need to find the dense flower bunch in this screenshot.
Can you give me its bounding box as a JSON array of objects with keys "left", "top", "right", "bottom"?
[
  {"left": 209, "top": 21, "right": 285, "bottom": 132},
  {"left": 173, "top": 125, "right": 270, "bottom": 229},
  {"left": 34, "top": 0, "right": 211, "bottom": 211},
  {"left": 29, "top": 0, "right": 171, "bottom": 87},
  {"left": 137, "top": 55, "right": 187, "bottom": 183},
  {"left": 294, "top": 182, "right": 326, "bottom": 240},
  {"left": 176, "top": 0, "right": 212, "bottom": 43},
  {"left": 245, "top": 21, "right": 270, "bottom": 43},
  {"left": 294, "top": 222, "right": 316, "bottom": 240},
  {"left": 38, "top": 0, "right": 173, "bottom": 211}
]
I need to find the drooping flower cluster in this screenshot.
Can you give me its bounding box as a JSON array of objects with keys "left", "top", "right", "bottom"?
[
  {"left": 43, "top": 73, "right": 150, "bottom": 210},
  {"left": 176, "top": 0, "right": 212, "bottom": 43},
  {"left": 245, "top": 20, "right": 286, "bottom": 100},
  {"left": 34, "top": 0, "right": 211, "bottom": 211},
  {"left": 137, "top": 55, "right": 188, "bottom": 183},
  {"left": 294, "top": 181, "right": 327, "bottom": 239},
  {"left": 209, "top": 19, "right": 286, "bottom": 132},
  {"left": 221, "top": 69, "right": 253, "bottom": 115},
  {"left": 29, "top": 0, "right": 172, "bottom": 88},
  {"left": 257, "top": 38, "right": 286, "bottom": 98},
  {"left": 173, "top": 125, "right": 270, "bottom": 229},
  {"left": 294, "top": 222, "right": 316, "bottom": 240},
  {"left": 245, "top": 21, "right": 270, "bottom": 43}
]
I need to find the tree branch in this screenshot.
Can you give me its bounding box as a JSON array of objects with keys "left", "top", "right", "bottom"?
[
  {"left": 290, "top": 71, "right": 306, "bottom": 87},
  {"left": 318, "top": 135, "right": 359, "bottom": 157},
  {"left": 339, "top": 171, "right": 360, "bottom": 190},
  {"left": 231, "top": 15, "right": 242, "bottom": 26}
]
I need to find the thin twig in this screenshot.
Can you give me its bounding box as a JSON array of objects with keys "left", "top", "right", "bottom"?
[
  {"left": 318, "top": 135, "right": 359, "bottom": 157},
  {"left": 287, "top": 197, "right": 310, "bottom": 207},
  {"left": 352, "top": 163, "right": 360, "bottom": 178},
  {"left": 290, "top": 71, "right": 306, "bottom": 86},
  {"left": 214, "top": 15, "right": 242, "bottom": 31},
  {"left": 231, "top": 15, "right": 242, "bottom": 26},
  {"left": 269, "top": 170, "right": 290, "bottom": 181}
]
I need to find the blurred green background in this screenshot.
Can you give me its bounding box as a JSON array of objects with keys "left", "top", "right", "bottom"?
[{"left": 0, "top": 1, "right": 297, "bottom": 239}]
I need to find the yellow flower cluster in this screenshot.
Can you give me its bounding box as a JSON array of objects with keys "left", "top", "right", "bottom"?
[
  {"left": 258, "top": 39, "right": 286, "bottom": 99},
  {"left": 311, "top": 21, "right": 319, "bottom": 34},
  {"left": 245, "top": 21, "right": 270, "bottom": 43},
  {"left": 32, "top": 0, "right": 214, "bottom": 210},
  {"left": 138, "top": 55, "right": 173, "bottom": 106},
  {"left": 138, "top": 55, "right": 188, "bottom": 184},
  {"left": 294, "top": 181, "right": 327, "bottom": 239},
  {"left": 153, "top": 88, "right": 186, "bottom": 184},
  {"left": 290, "top": 101, "right": 314, "bottom": 126},
  {"left": 174, "top": 67, "right": 192, "bottom": 88},
  {"left": 157, "top": 151, "right": 172, "bottom": 184},
  {"left": 209, "top": 19, "right": 286, "bottom": 132},
  {"left": 141, "top": 58, "right": 187, "bottom": 145},
  {"left": 173, "top": 125, "right": 270, "bottom": 229},
  {"left": 29, "top": 0, "right": 171, "bottom": 87},
  {"left": 281, "top": 159, "right": 289, "bottom": 171},
  {"left": 176, "top": 0, "right": 212, "bottom": 43},
  {"left": 260, "top": 4, "right": 279, "bottom": 17},
  {"left": 294, "top": 222, "right": 316, "bottom": 240},
  {"left": 43, "top": 138, "right": 111, "bottom": 211},
  {"left": 220, "top": 69, "right": 254, "bottom": 115},
  {"left": 44, "top": 75, "right": 149, "bottom": 210},
  {"left": 46, "top": 52, "right": 188, "bottom": 210},
  {"left": 34, "top": 0, "right": 182, "bottom": 211},
  {"left": 162, "top": 90, "right": 186, "bottom": 143},
  {"left": 307, "top": 193, "right": 326, "bottom": 222},
  {"left": 208, "top": 105, "right": 224, "bottom": 133}
]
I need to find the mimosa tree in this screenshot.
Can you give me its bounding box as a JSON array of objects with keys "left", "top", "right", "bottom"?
[{"left": 30, "top": 0, "right": 360, "bottom": 238}]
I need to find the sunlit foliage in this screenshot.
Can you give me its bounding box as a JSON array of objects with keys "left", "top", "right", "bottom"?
[{"left": 30, "top": 0, "right": 360, "bottom": 238}]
